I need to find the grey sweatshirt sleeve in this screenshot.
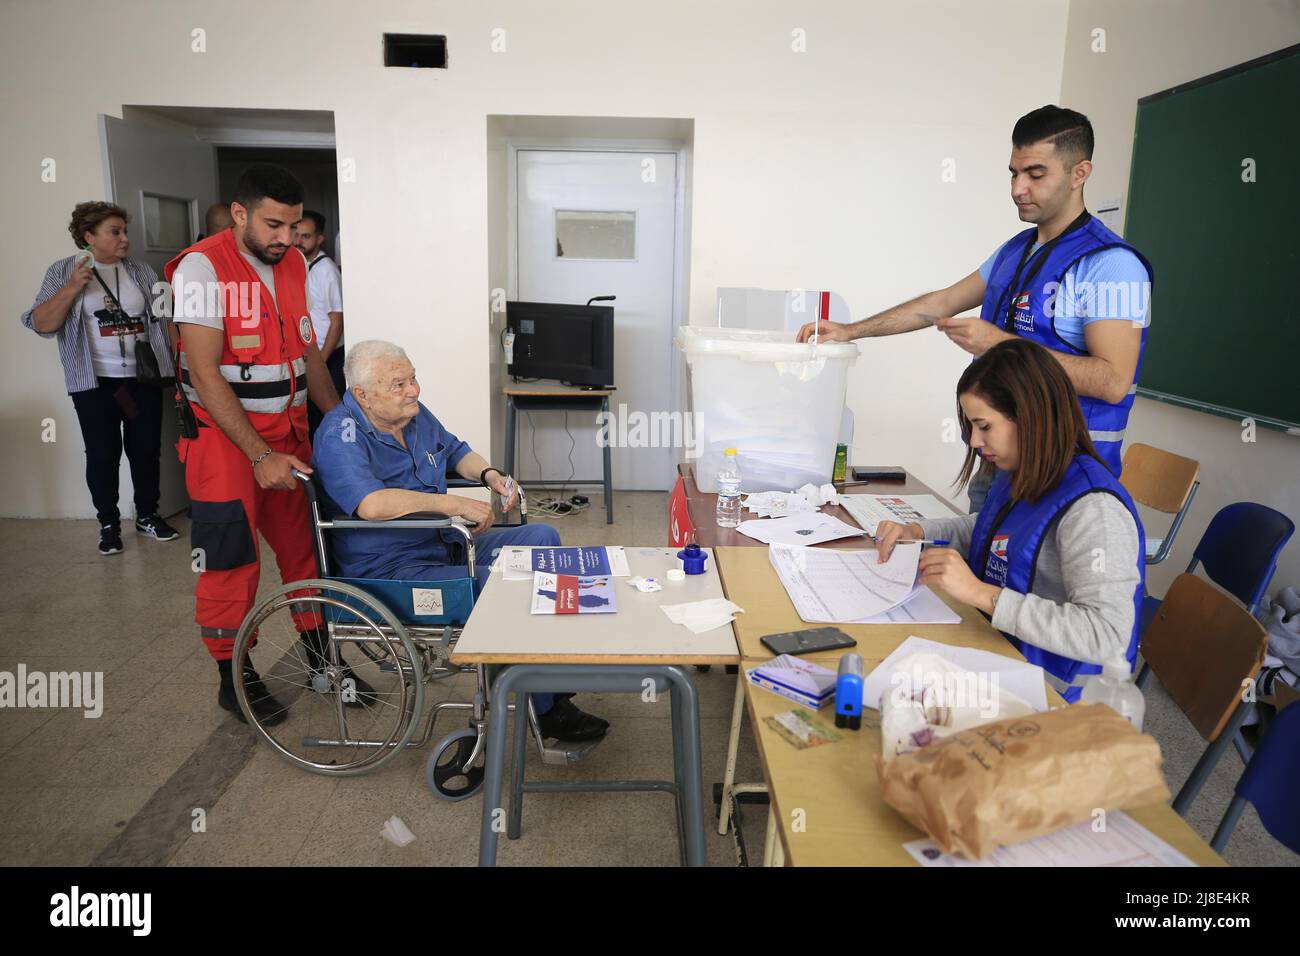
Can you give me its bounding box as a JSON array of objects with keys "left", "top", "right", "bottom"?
[
  {"left": 989, "top": 492, "right": 1140, "bottom": 667},
  {"left": 916, "top": 512, "right": 978, "bottom": 557}
]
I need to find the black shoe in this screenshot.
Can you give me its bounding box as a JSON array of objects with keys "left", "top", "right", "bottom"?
[
  {"left": 217, "top": 660, "right": 288, "bottom": 727},
  {"left": 536, "top": 697, "right": 609, "bottom": 743},
  {"left": 299, "top": 628, "right": 378, "bottom": 707},
  {"left": 98, "top": 524, "right": 123, "bottom": 556},
  {"left": 136, "top": 513, "right": 180, "bottom": 541}
]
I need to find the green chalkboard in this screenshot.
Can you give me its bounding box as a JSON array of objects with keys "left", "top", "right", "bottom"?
[{"left": 1125, "top": 43, "right": 1300, "bottom": 431}]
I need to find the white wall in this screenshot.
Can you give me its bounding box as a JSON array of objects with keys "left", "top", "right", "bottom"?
[
  {"left": 1060, "top": 0, "right": 1300, "bottom": 597},
  {"left": 1, "top": 0, "right": 1070, "bottom": 519}
]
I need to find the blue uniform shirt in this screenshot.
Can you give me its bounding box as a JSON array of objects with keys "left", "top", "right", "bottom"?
[{"left": 312, "top": 390, "right": 472, "bottom": 579}]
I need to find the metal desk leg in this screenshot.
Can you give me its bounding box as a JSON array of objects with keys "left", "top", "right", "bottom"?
[
  {"left": 504, "top": 396, "right": 517, "bottom": 479},
  {"left": 601, "top": 395, "right": 613, "bottom": 524},
  {"left": 719, "top": 673, "right": 746, "bottom": 834},
  {"left": 508, "top": 690, "right": 530, "bottom": 840},
  {"left": 479, "top": 668, "right": 523, "bottom": 866},
  {"left": 666, "top": 665, "right": 706, "bottom": 866}
]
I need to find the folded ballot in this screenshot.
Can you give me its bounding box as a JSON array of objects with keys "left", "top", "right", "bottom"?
[{"left": 748, "top": 655, "right": 837, "bottom": 710}]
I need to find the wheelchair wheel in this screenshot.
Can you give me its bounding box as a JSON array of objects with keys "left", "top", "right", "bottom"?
[
  {"left": 426, "top": 728, "right": 485, "bottom": 801},
  {"left": 232, "top": 579, "right": 425, "bottom": 776}
]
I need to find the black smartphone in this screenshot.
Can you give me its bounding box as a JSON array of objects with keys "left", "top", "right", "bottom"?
[
  {"left": 760, "top": 626, "right": 857, "bottom": 656},
  {"left": 852, "top": 466, "right": 906, "bottom": 482}
]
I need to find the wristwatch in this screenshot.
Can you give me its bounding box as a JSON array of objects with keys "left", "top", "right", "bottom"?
[{"left": 479, "top": 466, "right": 504, "bottom": 489}]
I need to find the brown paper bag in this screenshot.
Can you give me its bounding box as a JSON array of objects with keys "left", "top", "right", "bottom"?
[{"left": 877, "top": 703, "right": 1171, "bottom": 859}]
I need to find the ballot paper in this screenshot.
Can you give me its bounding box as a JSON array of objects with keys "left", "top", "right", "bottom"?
[
  {"left": 860, "top": 634, "right": 1049, "bottom": 712},
  {"left": 838, "top": 494, "right": 959, "bottom": 536},
  {"left": 903, "top": 811, "right": 1195, "bottom": 867},
  {"left": 660, "top": 598, "right": 744, "bottom": 634},
  {"left": 530, "top": 572, "right": 618, "bottom": 615},
  {"left": 769, "top": 542, "right": 920, "bottom": 623},
  {"left": 736, "top": 512, "right": 866, "bottom": 547},
  {"left": 854, "top": 585, "right": 961, "bottom": 625},
  {"left": 502, "top": 546, "right": 630, "bottom": 581}
]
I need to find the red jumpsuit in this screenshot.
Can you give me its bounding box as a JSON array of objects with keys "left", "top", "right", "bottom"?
[{"left": 165, "top": 230, "right": 323, "bottom": 661}]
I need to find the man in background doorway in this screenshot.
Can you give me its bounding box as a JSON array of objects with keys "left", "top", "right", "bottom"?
[
  {"left": 197, "top": 202, "right": 233, "bottom": 241},
  {"left": 295, "top": 210, "right": 345, "bottom": 437}
]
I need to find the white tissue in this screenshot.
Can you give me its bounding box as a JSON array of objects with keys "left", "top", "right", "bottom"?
[{"left": 381, "top": 815, "right": 416, "bottom": 847}]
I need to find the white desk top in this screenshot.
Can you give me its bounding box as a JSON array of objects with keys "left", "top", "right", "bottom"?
[{"left": 451, "top": 547, "right": 740, "bottom": 664}]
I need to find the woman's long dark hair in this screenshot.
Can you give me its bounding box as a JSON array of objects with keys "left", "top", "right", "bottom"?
[{"left": 955, "top": 338, "right": 1105, "bottom": 502}]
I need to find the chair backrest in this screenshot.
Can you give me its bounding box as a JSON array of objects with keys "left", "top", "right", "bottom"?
[
  {"left": 1141, "top": 573, "right": 1269, "bottom": 742},
  {"left": 1121, "top": 443, "right": 1200, "bottom": 513},
  {"left": 1190, "top": 502, "right": 1295, "bottom": 611},
  {"left": 1234, "top": 698, "right": 1300, "bottom": 854}
]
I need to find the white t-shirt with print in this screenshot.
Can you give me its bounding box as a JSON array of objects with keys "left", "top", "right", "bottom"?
[{"left": 83, "top": 259, "right": 147, "bottom": 377}]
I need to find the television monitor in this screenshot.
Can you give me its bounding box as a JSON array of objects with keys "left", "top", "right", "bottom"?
[{"left": 506, "top": 301, "right": 615, "bottom": 387}]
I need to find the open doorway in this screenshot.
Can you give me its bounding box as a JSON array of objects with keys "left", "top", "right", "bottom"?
[{"left": 98, "top": 106, "right": 338, "bottom": 517}]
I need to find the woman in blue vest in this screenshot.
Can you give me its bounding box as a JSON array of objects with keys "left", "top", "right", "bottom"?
[{"left": 876, "top": 338, "right": 1145, "bottom": 702}]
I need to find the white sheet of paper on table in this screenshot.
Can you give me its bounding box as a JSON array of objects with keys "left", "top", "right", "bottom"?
[
  {"left": 860, "top": 634, "right": 1049, "bottom": 712},
  {"left": 736, "top": 512, "right": 866, "bottom": 547},
  {"left": 768, "top": 542, "right": 920, "bottom": 623},
  {"left": 660, "top": 598, "right": 744, "bottom": 634},
  {"left": 903, "top": 811, "right": 1195, "bottom": 867}
]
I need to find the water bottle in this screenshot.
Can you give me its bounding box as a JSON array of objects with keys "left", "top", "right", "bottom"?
[
  {"left": 715, "top": 448, "right": 742, "bottom": 528},
  {"left": 1079, "top": 657, "right": 1146, "bottom": 731}
]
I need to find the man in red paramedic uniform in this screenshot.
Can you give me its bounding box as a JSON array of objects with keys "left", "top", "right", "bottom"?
[{"left": 167, "top": 164, "right": 367, "bottom": 724}]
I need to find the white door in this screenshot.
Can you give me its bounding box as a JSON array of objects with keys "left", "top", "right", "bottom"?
[
  {"left": 100, "top": 114, "right": 220, "bottom": 518},
  {"left": 515, "top": 149, "right": 680, "bottom": 491}
]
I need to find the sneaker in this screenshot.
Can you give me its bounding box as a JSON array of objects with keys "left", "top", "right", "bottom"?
[
  {"left": 136, "top": 513, "right": 180, "bottom": 541},
  {"left": 536, "top": 697, "right": 610, "bottom": 743},
  {"left": 98, "top": 524, "right": 123, "bottom": 556}
]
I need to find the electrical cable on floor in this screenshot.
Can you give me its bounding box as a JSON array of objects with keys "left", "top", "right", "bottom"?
[{"left": 522, "top": 410, "right": 590, "bottom": 518}]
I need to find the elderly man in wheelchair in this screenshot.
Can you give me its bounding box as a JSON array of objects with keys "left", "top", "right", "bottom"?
[{"left": 308, "top": 339, "right": 610, "bottom": 746}]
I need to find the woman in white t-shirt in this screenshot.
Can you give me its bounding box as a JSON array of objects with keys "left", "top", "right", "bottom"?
[{"left": 22, "top": 201, "right": 180, "bottom": 555}]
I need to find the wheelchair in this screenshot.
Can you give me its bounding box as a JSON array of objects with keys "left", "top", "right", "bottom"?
[{"left": 230, "top": 471, "right": 600, "bottom": 799}]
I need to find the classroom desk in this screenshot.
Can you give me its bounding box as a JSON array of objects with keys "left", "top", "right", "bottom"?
[
  {"left": 451, "top": 546, "right": 740, "bottom": 865},
  {"left": 715, "top": 545, "right": 1226, "bottom": 867},
  {"left": 677, "top": 462, "right": 962, "bottom": 549},
  {"left": 505, "top": 383, "right": 615, "bottom": 524}
]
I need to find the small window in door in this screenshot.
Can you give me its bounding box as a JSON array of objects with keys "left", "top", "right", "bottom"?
[
  {"left": 141, "top": 193, "right": 194, "bottom": 251},
  {"left": 554, "top": 210, "right": 635, "bottom": 260}
]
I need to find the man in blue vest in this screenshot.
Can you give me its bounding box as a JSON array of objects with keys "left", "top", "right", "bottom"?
[{"left": 797, "top": 106, "right": 1152, "bottom": 511}]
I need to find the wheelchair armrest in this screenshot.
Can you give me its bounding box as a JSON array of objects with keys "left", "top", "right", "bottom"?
[{"left": 328, "top": 513, "right": 468, "bottom": 531}]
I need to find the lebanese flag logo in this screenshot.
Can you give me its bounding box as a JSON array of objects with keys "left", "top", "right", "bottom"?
[
  {"left": 991, "top": 534, "right": 1010, "bottom": 559},
  {"left": 1013, "top": 292, "right": 1030, "bottom": 311}
]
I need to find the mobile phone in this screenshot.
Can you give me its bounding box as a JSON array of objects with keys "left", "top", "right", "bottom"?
[
  {"left": 760, "top": 626, "right": 857, "bottom": 656},
  {"left": 852, "top": 466, "right": 906, "bottom": 482}
]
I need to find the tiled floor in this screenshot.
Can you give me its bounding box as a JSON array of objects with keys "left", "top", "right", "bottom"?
[{"left": 0, "top": 492, "right": 1295, "bottom": 866}]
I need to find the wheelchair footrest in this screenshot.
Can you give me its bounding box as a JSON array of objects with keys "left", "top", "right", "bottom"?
[{"left": 539, "top": 737, "right": 604, "bottom": 766}]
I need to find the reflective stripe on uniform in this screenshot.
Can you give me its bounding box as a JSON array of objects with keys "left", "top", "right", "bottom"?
[
  {"left": 179, "top": 354, "right": 307, "bottom": 414},
  {"left": 1089, "top": 429, "right": 1126, "bottom": 444}
]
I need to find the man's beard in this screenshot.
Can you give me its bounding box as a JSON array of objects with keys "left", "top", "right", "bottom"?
[{"left": 245, "top": 232, "right": 288, "bottom": 265}]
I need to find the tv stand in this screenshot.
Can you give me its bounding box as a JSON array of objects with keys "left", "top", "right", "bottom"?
[{"left": 502, "top": 382, "right": 616, "bottom": 524}]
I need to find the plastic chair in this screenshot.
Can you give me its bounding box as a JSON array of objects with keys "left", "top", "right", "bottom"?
[
  {"left": 1139, "top": 574, "right": 1269, "bottom": 817},
  {"left": 1137, "top": 502, "right": 1293, "bottom": 691},
  {"left": 1119, "top": 443, "right": 1200, "bottom": 566},
  {"left": 1211, "top": 700, "right": 1300, "bottom": 855}
]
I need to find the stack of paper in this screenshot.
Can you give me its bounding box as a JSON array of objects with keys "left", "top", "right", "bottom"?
[
  {"left": 660, "top": 598, "right": 744, "bottom": 634},
  {"left": 736, "top": 512, "right": 866, "bottom": 546},
  {"left": 837, "top": 494, "right": 959, "bottom": 536},
  {"left": 502, "top": 546, "right": 630, "bottom": 581},
  {"left": 769, "top": 542, "right": 921, "bottom": 623}
]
